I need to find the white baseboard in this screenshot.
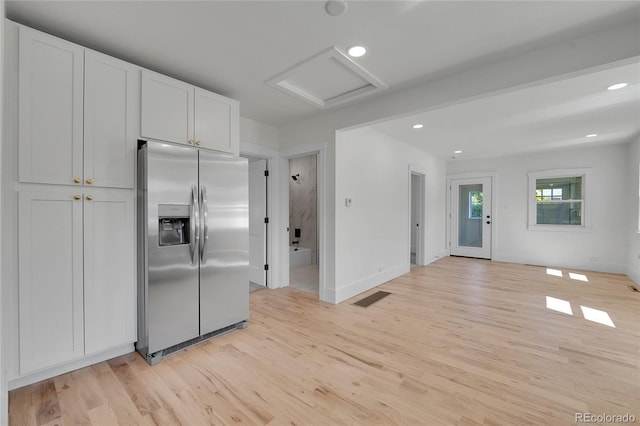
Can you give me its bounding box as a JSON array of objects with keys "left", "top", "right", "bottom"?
[
  {"left": 493, "top": 253, "right": 626, "bottom": 274},
  {"left": 626, "top": 265, "right": 640, "bottom": 287},
  {"left": 434, "top": 249, "right": 449, "bottom": 260},
  {"left": 334, "top": 263, "right": 410, "bottom": 304},
  {"left": 8, "top": 343, "right": 134, "bottom": 390}
]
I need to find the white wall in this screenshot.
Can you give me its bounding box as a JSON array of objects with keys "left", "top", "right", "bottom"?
[
  {"left": 240, "top": 116, "right": 279, "bottom": 152},
  {"left": 447, "top": 144, "right": 629, "bottom": 274},
  {"left": 0, "top": 0, "right": 4, "bottom": 425},
  {"left": 1, "top": 3, "right": 6, "bottom": 424},
  {"left": 627, "top": 137, "right": 640, "bottom": 285},
  {"left": 0, "top": 4, "right": 9, "bottom": 425},
  {"left": 333, "top": 127, "right": 446, "bottom": 303}
]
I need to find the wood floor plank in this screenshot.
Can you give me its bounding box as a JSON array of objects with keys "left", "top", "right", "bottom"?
[{"left": 9, "top": 257, "right": 640, "bottom": 425}]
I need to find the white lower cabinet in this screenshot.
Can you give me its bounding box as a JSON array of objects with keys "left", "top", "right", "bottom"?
[
  {"left": 18, "top": 187, "right": 135, "bottom": 374},
  {"left": 83, "top": 188, "right": 136, "bottom": 355},
  {"left": 18, "top": 188, "right": 85, "bottom": 374}
]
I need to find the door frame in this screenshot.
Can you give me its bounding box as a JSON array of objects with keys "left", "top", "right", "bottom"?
[
  {"left": 408, "top": 165, "right": 427, "bottom": 266},
  {"left": 240, "top": 143, "right": 280, "bottom": 289},
  {"left": 446, "top": 172, "right": 497, "bottom": 259},
  {"left": 247, "top": 159, "right": 268, "bottom": 287},
  {"left": 279, "top": 142, "right": 326, "bottom": 301}
]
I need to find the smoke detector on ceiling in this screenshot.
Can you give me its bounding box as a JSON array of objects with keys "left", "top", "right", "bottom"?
[{"left": 325, "top": 0, "right": 348, "bottom": 16}]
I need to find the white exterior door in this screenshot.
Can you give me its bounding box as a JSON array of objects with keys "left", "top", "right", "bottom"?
[
  {"left": 450, "top": 177, "right": 492, "bottom": 259},
  {"left": 249, "top": 159, "right": 267, "bottom": 286}
]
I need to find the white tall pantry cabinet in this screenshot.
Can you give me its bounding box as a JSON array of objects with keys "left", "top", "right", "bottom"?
[
  {"left": 4, "top": 19, "right": 240, "bottom": 389},
  {"left": 8, "top": 23, "right": 138, "bottom": 383}
]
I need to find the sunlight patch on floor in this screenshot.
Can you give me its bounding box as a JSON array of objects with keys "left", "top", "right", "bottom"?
[
  {"left": 546, "top": 268, "right": 563, "bottom": 277},
  {"left": 569, "top": 272, "right": 589, "bottom": 282},
  {"left": 580, "top": 306, "right": 615, "bottom": 328},
  {"left": 546, "top": 296, "right": 573, "bottom": 315}
]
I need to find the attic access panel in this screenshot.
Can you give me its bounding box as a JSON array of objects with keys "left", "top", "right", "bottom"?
[{"left": 267, "top": 47, "right": 387, "bottom": 109}]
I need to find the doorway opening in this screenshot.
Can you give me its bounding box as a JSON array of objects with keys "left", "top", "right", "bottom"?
[
  {"left": 288, "top": 154, "right": 319, "bottom": 295},
  {"left": 409, "top": 171, "right": 426, "bottom": 266}
]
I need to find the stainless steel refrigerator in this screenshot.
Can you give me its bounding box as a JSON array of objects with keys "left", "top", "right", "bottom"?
[{"left": 136, "top": 140, "right": 249, "bottom": 365}]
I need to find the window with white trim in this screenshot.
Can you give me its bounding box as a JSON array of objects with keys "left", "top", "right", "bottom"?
[
  {"left": 468, "top": 190, "right": 482, "bottom": 219},
  {"left": 528, "top": 169, "right": 591, "bottom": 230}
]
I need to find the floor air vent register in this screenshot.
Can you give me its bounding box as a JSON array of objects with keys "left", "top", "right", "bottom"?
[{"left": 352, "top": 291, "right": 391, "bottom": 308}]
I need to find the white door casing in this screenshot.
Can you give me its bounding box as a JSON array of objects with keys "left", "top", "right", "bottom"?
[{"left": 249, "top": 159, "right": 267, "bottom": 286}]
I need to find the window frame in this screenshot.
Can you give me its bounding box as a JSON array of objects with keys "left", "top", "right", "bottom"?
[
  {"left": 468, "top": 190, "right": 482, "bottom": 219},
  {"left": 528, "top": 168, "right": 592, "bottom": 232}
]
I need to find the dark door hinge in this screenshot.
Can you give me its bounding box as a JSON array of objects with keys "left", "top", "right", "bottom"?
[
  {"left": 264, "top": 264, "right": 269, "bottom": 271},
  {"left": 264, "top": 217, "right": 269, "bottom": 224},
  {"left": 264, "top": 170, "right": 269, "bottom": 177}
]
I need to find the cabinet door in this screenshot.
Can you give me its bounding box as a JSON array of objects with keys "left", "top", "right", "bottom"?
[
  {"left": 18, "top": 27, "right": 84, "bottom": 186},
  {"left": 84, "top": 188, "right": 136, "bottom": 355},
  {"left": 84, "top": 51, "right": 140, "bottom": 189},
  {"left": 141, "top": 70, "right": 194, "bottom": 145},
  {"left": 194, "top": 88, "right": 239, "bottom": 155},
  {"left": 19, "top": 188, "right": 84, "bottom": 374}
]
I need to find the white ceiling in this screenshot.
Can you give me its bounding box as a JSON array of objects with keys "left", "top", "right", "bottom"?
[
  {"left": 6, "top": 1, "right": 640, "bottom": 160},
  {"left": 373, "top": 61, "right": 640, "bottom": 160}
]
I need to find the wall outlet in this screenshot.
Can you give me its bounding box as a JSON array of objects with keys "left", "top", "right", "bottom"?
[
  {"left": 378, "top": 266, "right": 384, "bottom": 272},
  {"left": 345, "top": 198, "right": 352, "bottom": 207}
]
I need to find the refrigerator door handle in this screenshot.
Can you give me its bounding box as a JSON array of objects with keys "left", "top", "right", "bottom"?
[
  {"left": 200, "top": 185, "right": 209, "bottom": 264},
  {"left": 190, "top": 185, "right": 200, "bottom": 265}
]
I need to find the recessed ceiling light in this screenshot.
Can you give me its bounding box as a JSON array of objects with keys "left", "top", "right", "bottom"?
[
  {"left": 325, "top": 0, "right": 348, "bottom": 16},
  {"left": 347, "top": 46, "right": 366, "bottom": 58},
  {"left": 454, "top": 150, "right": 462, "bottom": 154},
  {"left": 586, "top": 133, "right": 598, "bottom": 138},
  {"left": 412, "top": 124, "right": 423, "bottom": 129},
  {"left": 607, "top": 82, "right": 627, "bottom": 91}
]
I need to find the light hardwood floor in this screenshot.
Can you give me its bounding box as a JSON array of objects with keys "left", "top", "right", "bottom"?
[{"left": 9, "top": 257, "right": 640, "bottom": 425}]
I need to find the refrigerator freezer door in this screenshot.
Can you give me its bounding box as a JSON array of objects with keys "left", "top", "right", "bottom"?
[
  {"left": 146, "top": 142, "right": 200, "bottom": 353},
  {"left": 198, "top": 150, "right": 249, "bottom": 335}
]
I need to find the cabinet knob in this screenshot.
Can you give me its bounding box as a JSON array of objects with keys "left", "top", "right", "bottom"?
[
  {"left": 195, "top": 140, "right": 201, "bottom": 146},
  {"left": 188, "top": 139, "right": 195, "bottom": 145},
  {"left": 86, "top": 195, "right": 93, "bottom": 201},
  {"left": 73, "top": 177, "right": 81, "bottom": 184},
  {"left": 86, "top": 178, "right": 93, "bottom": 185},
  {"left": 74, "top": 195, "right": 81, "bottom": 200}
]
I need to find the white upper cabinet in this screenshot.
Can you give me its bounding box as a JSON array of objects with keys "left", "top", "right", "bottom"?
[
  {"left": 84, "top": 51, "right": 139, "bottom": 189},
  {"left": 141, "top": 70, "right": 194, "bottom": 146},
  {"left": 18, "top": 26, "right": 139, "bottom": 188},
  {"left": 194, "top": 87, "right": 239, "bottom": 154},
  {"left": 141, "top": 70, "right": 239, "bottom": 155},
  {"left": 18, "top": 27, "right": 84, "bottom": 186}
]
